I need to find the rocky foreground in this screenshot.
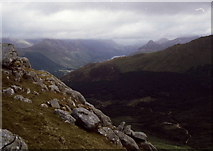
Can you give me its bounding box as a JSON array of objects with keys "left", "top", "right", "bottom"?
[{"left": 1, "top": 43, "right": 157, "bottom": 150}]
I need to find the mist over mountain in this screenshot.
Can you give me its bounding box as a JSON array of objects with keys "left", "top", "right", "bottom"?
[
  {"left": 15, "top": 38, "right": 136, "bottom": 77},
  {"left": 62, "top": 36, "right": 212, "bottom": 149}
]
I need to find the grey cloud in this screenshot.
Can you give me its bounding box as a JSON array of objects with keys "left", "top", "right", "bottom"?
[{"left": 1, "top": 2, "right": 211, "bottom": 44}]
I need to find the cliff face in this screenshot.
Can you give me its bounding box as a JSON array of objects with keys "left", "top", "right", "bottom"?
[{"left": 1, "top": 43, "right": 156, "bottom": 150}]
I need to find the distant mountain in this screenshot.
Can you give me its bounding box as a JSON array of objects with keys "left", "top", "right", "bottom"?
[
  {"left": 135, "top": 36, "right": 199, "bottom": 54},
  {"left": 23, "top": 52, "right": 67, "bottom": 77},
  {"left": 17, "top": 39, "right": 133, "bottom": 77},
  {"left": 62, "top": 36, "right": 212, "bottom": 149}
]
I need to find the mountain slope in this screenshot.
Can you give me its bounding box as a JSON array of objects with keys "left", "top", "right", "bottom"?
[
  {"left": 1, "top": 43, "right": 157, "bottom": 150},
  {"left": 62, "top": 36, "right": 212, "bottom": 149}
]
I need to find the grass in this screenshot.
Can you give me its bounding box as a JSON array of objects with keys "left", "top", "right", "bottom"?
[{"left": 148, "top": 135, "right": 192, "bottom": 150}]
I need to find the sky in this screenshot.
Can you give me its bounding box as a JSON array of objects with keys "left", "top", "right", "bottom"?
[{"left": 1, "top": 1, "right": 212, "bottom": 45}]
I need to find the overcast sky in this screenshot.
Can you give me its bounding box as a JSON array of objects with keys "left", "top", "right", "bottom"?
[{"left": 1, "top": 1, "right": 211, "bottom": 45}]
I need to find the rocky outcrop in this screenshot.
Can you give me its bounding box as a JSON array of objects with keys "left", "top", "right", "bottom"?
[
  {"left": 2, "top": 88, "right": 15, "bottom": 96},
  {"left": 48, "top": 99, "right": 60, "bottom": 108},
  {"left": 14, "top": 95, "right": 32, "bottom": 103},
  {"left": 0, "top": 129, "right": 28, "bottom": 150},
  {"left": 71, "top": 107, "right": 101, "bottom": 130},
  {"left": 91, "top": 107, "right": 113, "bottom": 127},
  {"left": 2, "top": 44, "right": 31, "bottom": 69},
  {"left": 114, "top": 130, "right": 139, "bottom": 150},
  {"left": 54, "top": 109, "right": 76, "bottom": 124},
  {"left": 98, "top": 127, "right": 122, "bottom": 146},
  {"left": 117, "top": 121, "right": 156, "bottom": 150}
]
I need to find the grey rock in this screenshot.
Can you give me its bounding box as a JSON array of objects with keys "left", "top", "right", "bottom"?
[
  {"left": 132, "top": 131, "right": 147, "bottom": 142},
  {"left": 2, "top": 44, "right": 18, "bottom": 68},
  {"left": 92, "top": 107, "right": 112, "bottom": 127},
  {"left": 0, "top": 129, "right": 28, "bottom": 150},
  {"left": 33, "top": 91, "right": 39, "bottom": 95},
  {"left": 13, "top": 70, "right": 24, "bottom": 82},
  {"left": 85, "top": 102, "right": 94, "bottom": 108},
  {"left": 117, "top": 121, "right": 126, "bottom": 131},
  {"left": 11, "top": 85, "right": 22, "bottom": 92},
  {"left": 123, "top": 125, "right": 134, "bottom": 136},
  {"left": 71, "top": 107, "right": 101, "bottom": 130},
  {"left": 69, "top": 90, "right": 86, "bottom": 104},
  {"left": 49, "top": 84, "right": 60, "bottom": 93},
  {"left": 2, "top": 88, "right": 15, "bottom": 96},
  {"left": 26, "top": 88, "right": 31, "bottom": 94},
  {"left": 32, "top": 78, "right": 48, "bottom": 90},
  {"left": 14, "top": 95, "right": 32, "bottom": 103},
  {"left": 98, "top": 127, "right": 122, "bottom": 146},
  {"left": 49, "top": 99, "right": 60, "bottom": 108},
  {"left": 114, "top": 130, "right": 139, "bottom": 150},
  {"left": 40, "top": 103, "right": 48, "bottom": 108},
  {"left": 65, "top": 105, "right": 72, "bottom": 112},
  {"left": 23, "top": 71, "right": 40, "bottom": 82},
  {"left": 20, "top": 57, "right": 31, "bottom": 68},
  {"left": 54, "top": 109, "right": 76, "bottom": 124},
  {"left": 67, "top": 97, "right": 76, "bottom": 107}
]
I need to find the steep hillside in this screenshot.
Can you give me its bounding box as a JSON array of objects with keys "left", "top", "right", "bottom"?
[
  {"left": 62, "top": 36, "right": 212, "bottom": 149},
  {"left": 1, "top": 43, "right": 157, "bottom": 150}
]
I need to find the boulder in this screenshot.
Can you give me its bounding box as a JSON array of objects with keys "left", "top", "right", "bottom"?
[
  {"left": 49, "top": 99, "right": 60, "bottom": 108},
  {"left": 54, "top": 109, "right": 76, "bottom": 124},
  {"left": 10, "top": 85, "right": 22, "bottom": 92},
  {"left": 2, "top": 88, "right": 15, "bottom": 96},
  {"left": 117, "top": 121, "right": 126, "bottom": 131},
  {"left": 132, "top": 131, "right": 147, "bottom": 142},
  {"left": 92, "top": 107, "right": 112, "bottom": 127},
  {"left": 40, "top": 103, "right": 48, "bottom": 108},
  {"left": 14, "top": 95, "right": 32, "bottom": 103},
  {"left": 49, "top": 84, "right": 60, "bottom": 93},
  {"left": 98, "top": 127, "right": 122, "bottom": 146},
  {"left": 69, "top": 90, "right": 86, "bottom": 104},
  {"left": 123, "top": 125, "right": 134, "bottom": 136},
  {"left": 114, "top": 130, "right": 139, "bottom": 150},
  {"left": 33, "top": 91, "right": 39, "bottom": 95},
  {"left": 23, "top": 71, "right": 40, "bottom": 82},
  {"left": 71, "top": 107, "right": 101, "bottom": 130},
  {"left": 20, "top": 57, "right": 31, "bottom": 68},
  {"left": 2, "top": 44, "right": 18, "bottom": 68},
  {"left": 64, "top": 105, "right": 72, "bottom": 112},
  {"left": 26, "top": 88, "right": 31, "bottom": 94},
  {"left": 0, "top": 129, "right": 28, "bottom": 150},
  {"left": 13, "top": 70, "right": 24, "bottom": 82}
]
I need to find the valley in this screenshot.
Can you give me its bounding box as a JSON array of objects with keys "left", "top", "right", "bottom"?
[{"left": 62, "top": 36, "right": 212, "bottom": 149}]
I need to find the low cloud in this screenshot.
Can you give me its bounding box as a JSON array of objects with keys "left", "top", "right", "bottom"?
[{"left": 1, "top": 2, "right": 211, "bottom": 44}]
